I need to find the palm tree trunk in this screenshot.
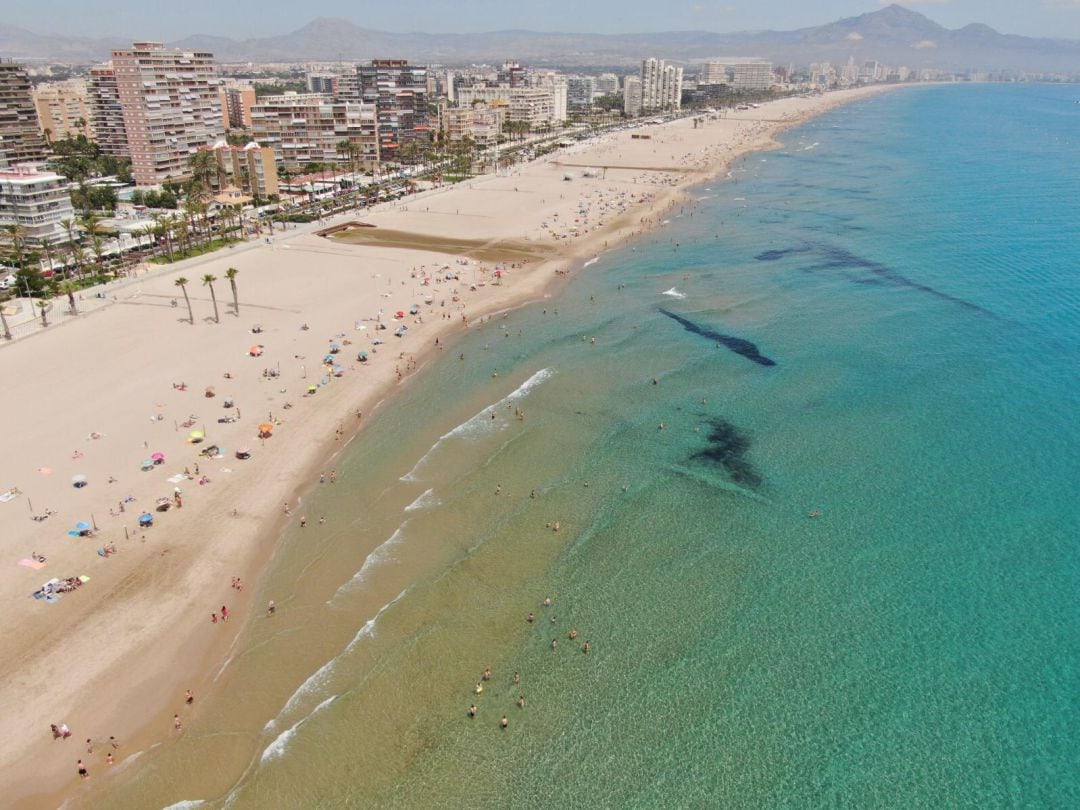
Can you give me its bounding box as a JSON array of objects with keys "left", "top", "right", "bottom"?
[
  {"left": 209, "top": 287, "right": 219, "bottom": 323},
  {"left": 229, "top": 279, "right": 239, "bottom": 315},
  {"left": 0, "top": 306, "right": 11, "bottom": 340},
  {"left": 181, "top": 288, "right": 193, "bottom": 324}
]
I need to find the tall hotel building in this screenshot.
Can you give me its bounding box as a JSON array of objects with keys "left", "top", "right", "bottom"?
[
  {"left": 108, "top": 42, "right": 225, "bottom": 185},
  {"left": 0, "top": 61, "right": 49, "bottom": 168},
  {"left": 640, "top": 58, "right": 683, "bottom": 113}
]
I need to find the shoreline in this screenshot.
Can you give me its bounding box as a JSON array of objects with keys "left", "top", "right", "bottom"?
[{"left": 0, "top": 83, "right": 903, "bottom": 807}]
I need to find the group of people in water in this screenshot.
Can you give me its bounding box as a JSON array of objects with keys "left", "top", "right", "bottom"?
[{"left": 468, "top": 596, "right": 591, "bottom": 729}]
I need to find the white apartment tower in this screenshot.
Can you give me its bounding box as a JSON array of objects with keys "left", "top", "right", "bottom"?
[
  {"left": 110, "top": 42, "right": 225, "bottom": 186},
  {"left": 623, "top": 76, "right": 642, "bottom": 117},
  {"left": 640, "top": 58, "right": 682, "bottom": 113}
]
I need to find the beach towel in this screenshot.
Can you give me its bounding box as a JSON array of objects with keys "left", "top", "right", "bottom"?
[
  {"left": 167, "top": 474, "right": 187, "bottom": 484},
  {"left": 79, "top": 575, "right": 90, "bottom": 583},
  {"left": 0, "top": 489, "right": 19, "bottom": 503},
  {"left": 19, "top": 559, "right": 46, "bottom": 570}
]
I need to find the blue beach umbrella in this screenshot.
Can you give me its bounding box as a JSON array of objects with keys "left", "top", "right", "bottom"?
[{"left": 75, "top": 521, "right": 91, "bottom": 531}]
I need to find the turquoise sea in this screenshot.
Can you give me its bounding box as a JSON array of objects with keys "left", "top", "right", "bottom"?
[{"left": 114, "top": 84, "right": 1080, "bottom": 808}]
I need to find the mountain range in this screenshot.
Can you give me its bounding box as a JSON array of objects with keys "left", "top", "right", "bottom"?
[{"left": 2, "top": 5, "right": 1078, "bottom": 73}]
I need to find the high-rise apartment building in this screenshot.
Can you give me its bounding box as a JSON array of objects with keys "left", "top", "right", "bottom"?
[
  {"left": 595, "top": 73, "right": 620, "bottom": 96},
  {"left": 356, "top": 60, "right": 429, "bottom": 162},
  {"left": 201, "top": 141, "right": 279, "bottom": 198},
  {"left": 110, "top": 42, "right": 225, "bottom": 186},
  {"left": 87, "top": 65, "right": 129, "bottom": 158},
  {"left": 701, "top": 59, "right": 772, "bottom": 90},
  {"left": 33, "top": 80, "right": 93, "bottom": 142},
  {"left": 640, "top": 58, "right": 683, "bottom": 113},
  {"left": 623, "top": 76, "right": 642, "bottom": 117},
  {"left": 220, "top": 85, "right": 256, "bottom": 128},
  {"left": 439, "top": 103, "right": 507, "bottom": 150},
  {"left": 0, "top": 61, "right": 49, "bottom": 168},
  {"left": 249, "top": 93, "right": 379, "bottom": 171},
  {"left": 0, "top": 165, "right": 75, "bottom": 244},
  {"left": 566, "top": 76, "right": 596, "bottom": 109}
]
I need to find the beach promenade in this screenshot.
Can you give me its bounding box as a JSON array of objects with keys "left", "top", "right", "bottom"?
[{"left": 0, "top": 85, "right": 894, "bottom": 806}]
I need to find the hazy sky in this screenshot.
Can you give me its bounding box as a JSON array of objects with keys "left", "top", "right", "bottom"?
[{"left": 9, "top": 1, "right": 1080, "bottom": 40}]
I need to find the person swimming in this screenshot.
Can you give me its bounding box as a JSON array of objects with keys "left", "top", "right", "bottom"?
[{"left": 475, "top": 682, "right": 484, "bottom": 695}]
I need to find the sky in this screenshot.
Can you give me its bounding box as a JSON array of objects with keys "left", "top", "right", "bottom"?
[{"left": 8, "top": 0, "right": 1080, "bottom": 41}]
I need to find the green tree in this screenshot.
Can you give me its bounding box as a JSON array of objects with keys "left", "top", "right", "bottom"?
[
  {"left": 37, "top": 299, "right": 49, "bottom": 327},
  {"left": 175, "top": 276, "right": 193, "bottom": 324},
  {"left": 202, "top": 273, "right": 220, "bottom": 323},
  {"left": 225, "top": 266, "right": 239, "bottom": 315}
]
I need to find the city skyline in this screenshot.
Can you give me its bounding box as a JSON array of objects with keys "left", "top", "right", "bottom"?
[{"left": 5, "top": 1, "right": 1080, "bottom": 42}]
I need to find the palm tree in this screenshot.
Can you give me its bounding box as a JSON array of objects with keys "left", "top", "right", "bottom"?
[
  {"left": 175, "top": 276, "right": 194, "bottom": 324},
  {"left": 0, "top": 304, "right": 11, "bottom": 340},
  {"left": 4, "top": 224, "right": 27, "bottom": 270},
  {"left": 225, "top": 267, "right": 239, "bottom": 315},
  {"left": 43, "top": 127, "right": 53, "bottom": 147},
  {"left": 39, "top": 237, "right": 56, "bottom": 275},
  {"left": 202, "top": 273, "right": 219, "bottom": 323},
  {"left": 37, "top": 300, "right": 49, "bottom": 327},
  {"left": 59, "top": 280, "right": 79, "bottom": 315}
]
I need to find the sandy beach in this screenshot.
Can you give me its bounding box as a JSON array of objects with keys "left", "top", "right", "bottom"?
[{"left": 0, "top": 84, "right": 896, "bottom": 807}]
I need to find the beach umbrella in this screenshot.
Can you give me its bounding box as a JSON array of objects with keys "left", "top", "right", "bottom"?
[
  {"left": 75, "top": 521, "right": 91, "bottom": 532},
  {"left": 334, "top": 366, "right": 344, "bottom": 377},
  {"left": 249, "top": 345, "right": 263, "bottom": 357},
  {"left": 409, "top": 305, "right": 419, "bottom": 314},
  {"left": 189, "top": 431, "right": 204, "bottom": 443},
  {"left": 151, "top": 452, "right": 165, "bottom": 463},
  {"left": 258, "top": 423, "right": 274, "bottom": 437},
  {"left": 138, "top": 513, "right": 153, "bottom": 526},
  {"left": 307, "top": 385, "right": 317, "bottom": 394},
  {"left": 141, "top": 458, "right": 154, "bottom": 470},
  {"left": 323, "top": 354, "right": 335, "bottom": 363},
  {"left": 329, "top": 343, "right": 341, "bottom": 353},
  {"left": 357, "top": 351, "right": 368, "bottom": 362},
  {"left": 71, "top": 474, "right": 88, "bottom": 487},
  {"left": 395, "top": 310, "right": 405, "bottom": 319}
]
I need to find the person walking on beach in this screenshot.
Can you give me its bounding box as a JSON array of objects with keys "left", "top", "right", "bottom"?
[
  {"left": 86, "top": 738, "right": 93, "bottom": 754},
  {"left": 267, "top": 600, "right": 276, "bottom": 616},
  {"left": 77, "top": 760, "right": 88, "bottom": 779},
  {"left": 500, "top": 716, "right": 509, "bottom": 730},
  {"left": 221, "top": 606, "right": 229, "bottom": 622},
  {"left": 185, "top": 690, "right": 194, "bottom": 705},
  {"left": 107, "top": 752, "right": 114, "bottom": 765},
  {"left": 173, "top": 714, "right": 182, "bottom": 731},
  {"left": 109, "top": 736, "right": 119, "bottom": 749}
]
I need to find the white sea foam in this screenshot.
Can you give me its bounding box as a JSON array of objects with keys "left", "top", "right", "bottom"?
[
  {"left": 802, "top": 142, "right": 820, "bottom": 151},
  {"left": 332, "top": 527, "right": 405, "bottom": 599},
  {"left": 163, "top": 802, "right": 206, "bottom": 810},
  {"left": 662, "top": 288, "right": 687, "bottom": 299},
  {"left": 583, "top": 256, "right": 599, "bottom": 268},
  {"left": 260, "top": 695, "right": 337, "bottom": 764},
  {"left": 404, "top": 488, "right": 439, "bottom": 512},
  {"left": 400, "top": 368, "right": 554, "bottom": 480},
  {"left": 269, "top": 590, "right": 408, "bottom": 732},
  {"left": 345, "top": 588, "right": 408, "bottom": 653}
]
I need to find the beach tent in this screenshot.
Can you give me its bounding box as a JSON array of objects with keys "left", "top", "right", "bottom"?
[
  {"left": 394, "top": 311, "right": 405, "bottom": 319},
  {"left": 357, "top": 351, "right": 369, "bottom": 362},
  {"left": 74, "top": 521, "right": 92, "bottom": 535},
  {"left": 71, "top": 474, "right": 88, "bottom": 488},
  {"left": 323, "top": 354, "right": 335, "bottom": 363}
]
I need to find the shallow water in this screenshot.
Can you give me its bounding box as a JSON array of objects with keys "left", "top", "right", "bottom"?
[{"left": 107, "top": 84, "right": 1080, "bottom": 808}]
